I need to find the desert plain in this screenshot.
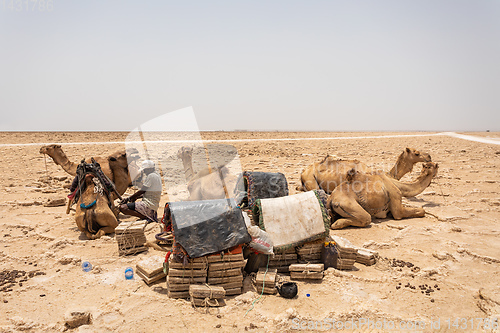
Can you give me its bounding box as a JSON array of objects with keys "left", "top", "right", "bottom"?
[{"left": 0, "top": 131, "right": 499, "bottom": 332}]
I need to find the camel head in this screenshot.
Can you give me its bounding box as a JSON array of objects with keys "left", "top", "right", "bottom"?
[
  {"left": 404, "top": 147, "right": 432, "bottom": 163},
  {"left": 125, "top": 148, "right": 140, "bottom": 161},
  {"left": 108, "top": 149, "right": 140, "bottom": 167},
  {"left": 320, "top": 154, "right": 331, "bottom": 164},
  {"left": 320, "top": 154, "right": 342, "bottom": 165},
  {"left": 39, "top": 144, "right": 61, "bottom": 156},
  {"left": 108, "top": 153, "right": 129, "bottom": 168},
  {"left": 346, "top": 168, "right": 358, "bottom": 182},
  {"left": 177, "top": 146, "right": 193, "bottom": 160},
  {"left": 83, "top": 173, "right": 96, "bottom": 185},
  {"left": 421, "top": 162, "right": 439, "bottom": 178},
  {"left": 39, "top": 144, "right": 68, "bottom": 166}
]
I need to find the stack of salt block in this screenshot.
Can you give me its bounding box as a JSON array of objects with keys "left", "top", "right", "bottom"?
[
  {"left": 268, "top": 248, "right": 298, "bottom": 273},
  {"left": 289, "top": 263, "right": 324, "bottom": 280},
  {"left": 207, "top": 253, "right": 246, "bottom": 296},
  {"left": 189, "top": 284, "right": 226, "bottom": 307},
  {"left": 296, "top": 239, "right": 325, "bottom": 264},
  {"left": 115, "top": 220, "right": 147, "bottom": 255},
  {"left": 136, "top": 255, "right": 166, "bottom": 285},
  {"left": 330, "top": 235, "right": 357, "bottom": 270},
  {"left": 356, "top": 248, "right": 378, "bottom": 266},
  {"left": 166, "top": 257, "right": 208, "bottom": 299},
  {"left": 255, "top": 267, "right": 277, "bottom": 295}
]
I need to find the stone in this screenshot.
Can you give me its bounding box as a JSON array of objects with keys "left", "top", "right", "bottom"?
[
  {"left": 58, "top": 255, "right": 81, "bottom": 265},
  {"left": 64, "top": 310, "right": 92, "bottom": 329},
  {"left": 44, "top": 197, "right": 66, "bottom": 207}
]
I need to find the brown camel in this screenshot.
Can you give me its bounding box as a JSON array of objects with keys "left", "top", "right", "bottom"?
[
  {"left": 297, "top": 148, "right": 431, "bottom": 194},
  {"left": 177, "top": 146, "right": 236, "bottom": 201},
  {"left": 326, "top": 162, "right": 439, "bottom": 230},
  {"left": 40, "top": 144, "right": 139, "bottom": 196},
  {"left": 74, "top": 174, "right": 119, "bottom": 239}
]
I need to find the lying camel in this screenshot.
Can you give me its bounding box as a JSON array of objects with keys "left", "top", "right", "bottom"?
[
  {"left": 177, "top": 146, "right": 237, "bottom": 200},
  {"left": 327, "top": 162, "right": 439, "bottom": 230},
  {"left": 75, "top": 172, "right": 119, "bottom": 240},
  {"left": 40, "top": 144, "right": 139, "bottom": 197},
  {"left": 298, "top": 148, "right": 431, "bottom": 194}
]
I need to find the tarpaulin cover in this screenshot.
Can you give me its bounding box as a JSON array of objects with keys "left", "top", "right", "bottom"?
[
  {"left": 252, "top": 190, "right": 330, "bottom": 251},
  {"left": 169, "top": 198, "right": 251, "bottom": 258},
  {"left": 234, "top": 171, "right": 289, "bottom": 208}
]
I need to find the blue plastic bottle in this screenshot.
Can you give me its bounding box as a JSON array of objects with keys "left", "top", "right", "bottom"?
[
  {"left": 82, "top": 261, "right": 92, "bottom": 272},
  {"left": 125, "top": 267, "right": 134, "bottom": 280}
]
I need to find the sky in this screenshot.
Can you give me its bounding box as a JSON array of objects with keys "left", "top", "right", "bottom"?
[{"left": 1, "top": 1, "right": 499, "bottom": 132}]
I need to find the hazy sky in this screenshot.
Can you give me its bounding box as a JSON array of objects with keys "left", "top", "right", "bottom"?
[{"left": 1, "top": 1, "right": 499, "bottom": 132}]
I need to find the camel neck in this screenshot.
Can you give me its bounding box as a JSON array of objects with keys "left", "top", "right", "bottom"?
[
  {"left": 393, "top": 170, "right": 434, "bottom": 197},
  {"left": 388, "top": 153, "right": 413, "bottom": 180},
  {"left": 51, "top": 152, "right": 77, "bottom": 176},
  {"left": 180, "top": 156, "right": 194, "bottom": 181}
]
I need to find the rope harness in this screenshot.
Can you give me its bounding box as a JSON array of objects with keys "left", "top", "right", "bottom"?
[
  {"left": 71, "top": 158, "right": 119, "bottom": 235},
  {"left": 73, "top": 158, "right": 116, "bottom": 208}
]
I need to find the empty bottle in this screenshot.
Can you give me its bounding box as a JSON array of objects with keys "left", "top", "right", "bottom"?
[
  {"left": 125, "top": 267, "right": 134, "bottom": 280},
  {"left": 82, "top": 261, "right": 92, "bottom": 272}
]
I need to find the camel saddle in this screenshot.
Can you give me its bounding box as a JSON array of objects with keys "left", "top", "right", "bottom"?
[{"left": 72, "top": 158, "right": 117, "bottom": 206}]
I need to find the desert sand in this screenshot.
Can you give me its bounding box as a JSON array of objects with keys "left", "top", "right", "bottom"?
[{"left": 0, "top": 131, "right": 499, "bottom": 332}]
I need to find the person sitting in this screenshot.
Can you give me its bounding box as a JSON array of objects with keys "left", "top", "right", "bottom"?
[{"left": 119, "top": 160, "right": 162, "bottom": 222}]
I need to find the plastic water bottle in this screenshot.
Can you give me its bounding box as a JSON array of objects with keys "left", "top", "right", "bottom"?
[
  {"left": 125, "top": 267, "right": 134, "bottom": 280},
  {"left": 82, "top": 261, "right": 92, "bottom": 272}
]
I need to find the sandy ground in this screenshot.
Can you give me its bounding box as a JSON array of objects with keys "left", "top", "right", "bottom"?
[{"left": 0, "top": 131, "right": 499, "bottom": 332}]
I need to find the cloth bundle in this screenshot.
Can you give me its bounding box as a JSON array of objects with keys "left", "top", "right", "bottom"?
[{"left": 252, "top": 190, "right": 330, "bottom": 252}]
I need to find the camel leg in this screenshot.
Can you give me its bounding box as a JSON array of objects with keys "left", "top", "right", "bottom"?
[
  {"left": 97, "top": 226, "right": 117, "bottom": 235},
  {"left": 90, "top": 227, "right": 116, "bottom": 239},
  {"left": 111, "top": 204, "right": 120, "bottom": 218},
  {"left": 389, "top": 196, "right": 425, "bottom": 220},
  {"left": 301, "top": 177, "right": 320, "bottom": 191},
  {"left": 374, "top": 211, "right": 388, "bottom": 219},
  {"left": 84, "top": 230, "right": 95, "bottom": 240},
  {"left": 329, "top": 199, "right": 372, "bottom": 229}
]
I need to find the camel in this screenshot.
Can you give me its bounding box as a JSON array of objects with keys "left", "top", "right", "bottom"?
[
  {"left": 40, "top": 144, "right": 139, "bottom": 197},
  {"left": 326, "top": 162, "right": 439, "bottom": 230},
  {"left": 177, "top": 146, "right": 237, "bottom": 201},
  {"left": 74, "top": 171, "right": 119, "bottom": 240},
  {"left": 297, "top": 148, "right": 431, "bottom": 194}
]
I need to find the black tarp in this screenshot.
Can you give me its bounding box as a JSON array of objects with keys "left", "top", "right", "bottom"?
[
  {"left": 234, "top": 171, "right": 289, "bottom": 208},
  {"left": 169, "top": 198, "right": 251, "bottom": 258}
]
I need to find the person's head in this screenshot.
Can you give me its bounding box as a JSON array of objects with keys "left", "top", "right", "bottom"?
[{"left": 139, "top": 160, "right": 156, "bottom": 175}]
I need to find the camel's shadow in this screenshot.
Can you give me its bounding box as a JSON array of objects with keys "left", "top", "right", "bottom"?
[
  {"left": 330, "top": 223, "right": 374, "bottom": 231},
  {"left": 152, "top": 284, "right": 169, "bottom": 295},
  {"left": 406, "top": 196, "right": 441, "bottom": 208},
  {"left": 406, "top": 197, "right": 426, "bottom": 203},
  {"left": 77, "top": 231, "right": 116, "bottom": 240}
]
